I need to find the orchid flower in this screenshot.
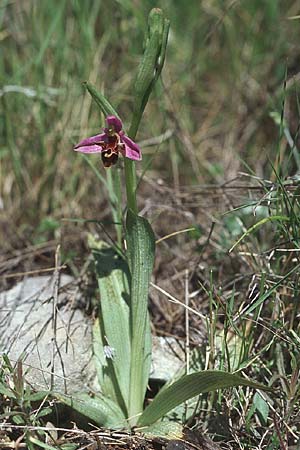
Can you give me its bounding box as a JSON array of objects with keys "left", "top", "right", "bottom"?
[{"left": 74, "top": 115, "right": 142, "bottom": 168}]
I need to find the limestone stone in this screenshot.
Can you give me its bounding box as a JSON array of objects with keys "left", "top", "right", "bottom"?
[{"left": 0, "top": 275, "right": 94, "bottom": 394}]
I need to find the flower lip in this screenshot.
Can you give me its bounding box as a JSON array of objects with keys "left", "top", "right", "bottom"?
[{"left": 101, "top": 149, "right": 119, "bottom": 167}]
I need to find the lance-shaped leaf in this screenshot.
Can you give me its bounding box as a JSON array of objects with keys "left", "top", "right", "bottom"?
[
  {"left": 137, "top": 370, "right": 272, "bottom": 427},
  {"left": 126, "top": 209, "right": 155, "bottom": 423},
  {"left": 83, "top": 81, "right": 119, "bottom": 118},
  {"left": 92, "top": 318, "right": 119, "bottom": 405},
  {"left": 90, "top": 237, "right": 131, "bottom": 417},
  {"left": 54, "top": 392, "right": 126, "bottom": 429}
]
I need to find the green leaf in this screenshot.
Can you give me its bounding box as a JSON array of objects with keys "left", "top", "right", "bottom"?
[
  {"left": 13, "top": 414, "right": 25, "bottom": 424},
  {"left": 126, "top": 210, "right": 155, "bottom": 422},
  {"left": 92, "top": 317, "right": 107, "bottom": 374},
  {"left": 141, "top": 421, "right": 183, "bottom": 439},
  {"left": 60, "top": 446, "right": 78, "bottom": 450},
  {"left": 253, "top": 392, "right": 269, "bottom": 424},
  {"left": 60, "top": 445, "right": 78, "bottom": 450},
  {"left": 83, "top": 82, "right": 119, "bottom": 117},
  {"left": 54, "top": 392, "right": 126, "bottom": 429},
  {"left": 25, "top": 391, "right": 50, "bottom": 402},
  {"left": 92, "top": 317, "right": 115, "bottom": 399},
  {"left": 0, "top": 411, "right": 26, "bottom": 420},
  {"left": 0, "top": 381, "right": 16, "bottom": 398},
  {"left": 31, "top": 407, "right": 53, "bottom": 420},
  {"left": 138, "top": 370, "right": 272, "bottom": 427},
  {"left": 29, "top": 436, "right": 74, "bottom": 450},
  {"left": 91, "top": 238, "right": 131, "bottom": 415}
]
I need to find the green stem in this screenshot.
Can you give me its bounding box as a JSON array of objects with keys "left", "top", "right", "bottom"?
[
  {"left": 106, "top": 167, "right": 123, "bottom": 247},
  {"left": 124, "top": 159, "right": 138, "bottom": 215},
  {"left": 124, "top": 113, "right": 142, "bottom": 215},
  {"left": 128, "top": 112, "right": 141, "bottom": 140}
]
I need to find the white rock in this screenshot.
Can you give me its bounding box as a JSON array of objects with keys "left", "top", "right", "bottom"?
[
  {"left": 151, "top": 336, "right": 184, "bottom": 380},
  {"left": 0, "top": 275, "right": 95, "bottom": 394}
]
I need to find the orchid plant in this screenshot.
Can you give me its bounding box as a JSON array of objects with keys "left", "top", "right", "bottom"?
[{"left": 57, "top": 8, "right": 270, "bottom": 435}]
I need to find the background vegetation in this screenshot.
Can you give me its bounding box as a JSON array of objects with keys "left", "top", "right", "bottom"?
[{"left": 1, "top": 1, "right": 300, "bottom": 448}]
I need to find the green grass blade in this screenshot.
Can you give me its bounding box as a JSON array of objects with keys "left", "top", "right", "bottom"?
[
  {"left": 238, "top": 262, "right": 300, "bottom": 317},
  {"left": 137, "top": 370, "right": 271, "bottom": 427},
  {"left": 126, "top": 210, "right": 155, "bottom": 423},
  {"left": 229, "top": 215, "right": 289, "bottom": 253},
  {"left": 34, "top": 0, "right": 66, "bottom": 66},
  {"left": 82, "top": 154, "right": 107, "bottom": 186}
]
